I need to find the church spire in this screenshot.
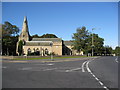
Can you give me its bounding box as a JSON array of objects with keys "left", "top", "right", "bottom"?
[
  {"left": 22, "top": 16, "right": 28, "bottom": 32},
  {"left": 19, "top": 16, "right": 30, "bottom": 41}
]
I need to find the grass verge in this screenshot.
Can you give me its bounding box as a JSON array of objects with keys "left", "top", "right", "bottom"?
[{"left": 13, "top": 55, "right": 95, "bottom": 60}]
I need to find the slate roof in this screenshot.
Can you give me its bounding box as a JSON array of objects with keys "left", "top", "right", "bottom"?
[
  {"left": 25, "top": 41, "right": 53, "bottom": 46},
  {"left": 64, "top": 41, "right": 73, "bottom": 46},
  {"left": 32, "top": 38, "right": 62, "bottom": 42}
]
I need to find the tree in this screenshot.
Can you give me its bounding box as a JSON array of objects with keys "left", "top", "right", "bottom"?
[
  {"left": 72, "top": 26, "right": 104, "bottom": 55},
  {"left": 18, "top": 40, "right": 23, "bottom": 56},
  {"left": 40, "top": 33, "right": 58, "bottom": 38},
  {"left": 31, "top": 34, "right": 40, "bottom": 38},
  {"left": 2, "top": 21, "right": 19, "bottom": 37},
  {"left": 114, "top": 46, "right": 120, "bottom": 56},
  {"left": 31, "top": 33, "right": 58, "bottom": 40},
  {"left": 2, "top": 21, "right": 19, "bottom": 55},
  {"left": 104, "top": 46, "right": 113, "bottom": 56},
  {"left": 86, "top": 34, "right": 104, "bottom": 55},
  {"left": 72, "top": 26, "right": 89, "bottom": 53}
]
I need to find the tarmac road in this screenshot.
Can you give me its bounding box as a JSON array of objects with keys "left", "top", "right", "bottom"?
[{"left": 2, "top": 56, "right": 118, "bottom": 89}]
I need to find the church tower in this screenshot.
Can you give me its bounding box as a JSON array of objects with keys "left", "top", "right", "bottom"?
[
  {"left": 19, "top": 16, "right": 30, "bottom": 42},
  {"left": 16, "top": 16, "right": 30, "bottom": 55}
]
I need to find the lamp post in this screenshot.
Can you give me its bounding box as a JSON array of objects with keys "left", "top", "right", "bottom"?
[
  {"left": 91, "top": 28, "right": 100, "bottom": 56},
  {"left": 92, "top": 28, "right": 95, "bottom": 57},
  {"left": 50, "top": 42, "right": 53, "bottom": 60}
]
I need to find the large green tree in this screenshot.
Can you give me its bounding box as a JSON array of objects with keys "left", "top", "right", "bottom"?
[
  {"left": 72, "top": 26, "right": 104, "bottom": 55},
  {"left": 114, "top": 46, "right": 120, "bottom": 56},
  {"left": 104, "top": 46, "right": 113, "bottom": 55},
  {"left": 2, "top": 21, "right": 19, "bottom": 37},
  {"left": 72, "top": 26, "right": 89, "bottom": 53},
  {"left": 2, "top": 21, "right": 19, "bottom": 55},
  {"left": 85, "top": 34, "right": 104, "bottom": 55}
]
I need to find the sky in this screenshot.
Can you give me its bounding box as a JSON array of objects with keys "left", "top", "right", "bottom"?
[{"left": 2, "top": 2, "right": 118, "bottom": 49}]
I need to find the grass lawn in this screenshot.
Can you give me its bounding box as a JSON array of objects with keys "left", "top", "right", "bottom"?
[{"left": 13, "top": 55, "right": 93, "bottom": 60}]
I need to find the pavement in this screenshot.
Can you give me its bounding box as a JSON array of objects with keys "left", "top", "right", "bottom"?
[{"left": 2, "top": 56, "right": 118, "bottom": 89}]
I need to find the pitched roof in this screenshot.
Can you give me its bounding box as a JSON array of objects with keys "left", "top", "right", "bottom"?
[
  {"left": 32, "top": 38, "right": 62, "bottom": 42},
  {"left": 64, "top": 41, "right": 73, "bottom": 46},
  {"left": 25, "top": 41, "right": 53, "bottom": 46}
]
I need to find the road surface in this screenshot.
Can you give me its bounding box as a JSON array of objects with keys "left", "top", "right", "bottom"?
[{"left": 2, "top": 56, "right": 118, "bottom": 89}]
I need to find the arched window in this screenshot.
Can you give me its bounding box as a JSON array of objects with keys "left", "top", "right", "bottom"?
[
  {"left": 27, "top": 48, "right": 31, "bottom": 55},
  {"left": 36, "top": 48, "right": 39, "bottom": 51},
  {"left": 22, "top": 39, "right": 25, "bottom": 45},
  {"left": 45, "top": 48, "right": 48, "bottom": 55},
  {"left": 33, "top": 48, "right": 35, "bottom": 52},
  {"left": 36, "top": 48, "right": 40, "bottom": 55}
]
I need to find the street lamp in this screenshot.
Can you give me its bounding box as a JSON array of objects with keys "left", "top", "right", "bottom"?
[
  {"left": 92, "top": 28, "right": 95, "bottom": 57},
  {"left": 91, "top": 28, "right": 100, "bottom": 56},
  {"left": 50, "top": 42, "right": 53, "bottom": 60}
]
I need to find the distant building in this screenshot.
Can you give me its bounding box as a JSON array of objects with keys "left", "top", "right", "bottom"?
[{"left": 16, "top": 16, "right": 83, "bottom": 56}]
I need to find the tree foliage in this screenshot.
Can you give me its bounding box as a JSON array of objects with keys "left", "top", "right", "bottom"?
[
  {"left": 86, "top": 34, "right": 104, "bottom": 55},
  {"left": 39, "top": 34, "right": 58, "bottom": 38},
  {"left": 31, "top": 33, "right": 58, "bottom": 39},
  {"left": 114, "top": 46, "right": 120, "bottom": 56},
  {"left": 2, "top": 21, "right": 19, "bottom": 37},
  {"left": 103, "top": 46, "right": 113, "bottom": 55},
  {"left": 31, "top": 34, "right": 40, "bottom": 38},
  {"left": 72, "top": 26, "right": 105, "bottom": 55},
  {"left": 18, "top": 40, "right": 23, "bottom": 56},
  {"left": 2, "top": 21, "right": 19, "bottom": 55},
  {"left": 72, "top": 26, "right": 89, "bottom": 52}
]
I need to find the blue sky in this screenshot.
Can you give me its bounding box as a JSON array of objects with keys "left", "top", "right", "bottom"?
[{"left": 2, "top": 2, "right": 118, "bottom": 49}]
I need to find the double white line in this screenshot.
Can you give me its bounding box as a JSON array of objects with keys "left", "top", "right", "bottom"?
[
  {"left": 81, "top": 59, "right": 93, "bottom": 72},
  {"left": 82, "top": 60, "right": 88, "bottom": 72},
  {"left": 82, "top": 59, "right": 109, "bottom": 90}
]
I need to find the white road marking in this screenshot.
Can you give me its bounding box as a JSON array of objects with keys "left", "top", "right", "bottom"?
[
  {"left": 86, "top": 61, "right": 91, "bottom": 72},
  {"left": 86, "top": 60, "right": 109, "bottom": 90},
  {"left": 47, "top": 63, "right": 54, "bottom": 65},
  {"left": 95, "top": 77, "right": 99, "bottom": 81},
  {"left": 92, "top": 74, "right": 95, "bottom": 77},
  {"left": 99, "top": 81, "right": 103, "bottom": 86},
  {"left": 82, "top": 61, "right": 88, "bottom": 72},
  {"left": 35, "top": 63, "right": 54, "bottom": 66},
  {"left": 115, "top": 57, "right": 118, "bottom": 63},
  {"left": 2, "top": 66, "right": 7, "bottom": 69},
  {"left": 43, "top": 68, "right": 57, "bottom": 71},
  {"left": 20, "top": 67, "right": 32, "bottom": 70},
  {"left": 65, "top": 68, "right": 81, "bottom": 72},
  {"left": 103, "top": 86, "right": 109, "bottom": 90}
]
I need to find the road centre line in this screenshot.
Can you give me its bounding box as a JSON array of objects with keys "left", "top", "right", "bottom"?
[
  {"left": 86, "top": 59, "right": 109, "bottom": 90},
  {"left": 47, "top": 63, "right": 54, "bottom": 65},
  {"left": 20, "top": 67, "right": 32, "bottom": 70},
  {"left": 43, "top": 68, "right": 57, "bottom": 71},
  {"left": 2, "top": 66, "right": 7, "bottom": 69},
  {"left": 65, "top": 68, "right": 81, "bottom": 72}
]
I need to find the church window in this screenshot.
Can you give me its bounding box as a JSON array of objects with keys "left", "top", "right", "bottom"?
[
  {"left": 45, "top": 48, "right": 48, "bottom": 55},
  {"left": 22, "top": 39, "right": 25, "bottom": 45},
  {"left": 36, "top": 48, "right": 39, "bottom": 51},
  {"left": 33, "top": 48, "right": 35, "bottom": 52},
  {"left": 27, "top": 48, "right": 31, "bottom": 55},
  {"left": 36, "top": 48, "right": 40, "bottom": 55}
]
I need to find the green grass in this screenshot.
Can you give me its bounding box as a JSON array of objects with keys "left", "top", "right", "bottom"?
[{"left": 13, "top": 55, "right": 94, "bottom": 60}]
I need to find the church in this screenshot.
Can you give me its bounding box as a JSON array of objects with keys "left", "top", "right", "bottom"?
[{"left": 16, "top": 16, "right": 83, "bottom": 56}]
